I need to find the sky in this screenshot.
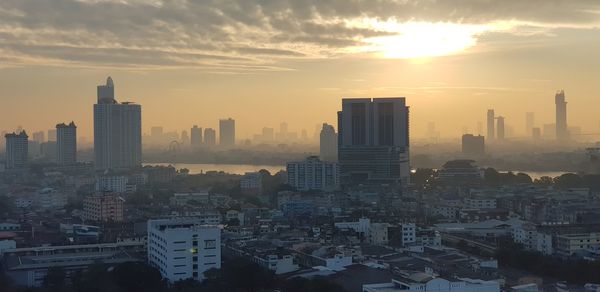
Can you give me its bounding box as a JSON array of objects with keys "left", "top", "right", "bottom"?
[{"left": 1, "top": 0, "right": 600, "bottom": 141}]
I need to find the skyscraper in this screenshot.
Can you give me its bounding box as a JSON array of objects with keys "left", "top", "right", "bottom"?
[
  {"left": 555, "top": 90, "right": 568, "bottom": 140},
  {"left": 526, "top": 112, "right": 535, "bottom": 137},
  {"left": 32, "top": 131, "right": 45, "bottom": 143},
  {"left": 496, "top": 116, "right": 505, "bottom": 140},
  {"left": 47, "top": 129, "right": 57, "bottom": 142},
  {"left": 204, "top": 128, "right": 216, "bottom": 146},
  {"left": 487, "top": 109, "right": 495, "bottom": 141},
  {"left": 337, "top": 97, "right": 410, "bottom": 188},
  {"left": 5, "top": 131, "right": 28, "bottom": 169},
  {"left": 56, "top": 122, "right": 77, "bottom": 165},
  {"left": 93, "top": 77, "right": 142, "bottom": 170},
  {"left": 219, "top": 118, "right": 235, "bottom": 147},
  {"left": 190, "top": 125, "right": 202, "bottom": 148},
  {"left": 319, "top": 123, "right": 337, "bottom": 162}
]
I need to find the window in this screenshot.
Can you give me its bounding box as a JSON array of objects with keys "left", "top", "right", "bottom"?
[
  {"left": 204, "top": 240, "right": 216, "bottom": 249},
  {"left": 193, "top": 256, "right": 198, "bottom": 262},
  {"left": 193, "top": 264, "right": 198, "bottom": 269}
]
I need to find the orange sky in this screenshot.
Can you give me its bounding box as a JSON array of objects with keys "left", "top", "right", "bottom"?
[{"left": 1, "top": 1, "right": 600, "bottom": 140}]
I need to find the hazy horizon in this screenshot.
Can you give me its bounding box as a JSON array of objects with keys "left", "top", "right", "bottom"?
[{"left": 2, "top": 1, "right": 600, "bottom": 141}]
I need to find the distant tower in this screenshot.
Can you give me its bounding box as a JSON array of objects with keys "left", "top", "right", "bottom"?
[
  {"left": 526, "top": 112, "right": 535, "bottom": 137},
  {"left": 319, "top": 123, "right": 337, "bottom": 162},
  {"left": 190, "top": 125, "right": 202, "bottom": 148},
  {"left": 496, "top": 116, "right": 505, "bottom": 140},
  {"left": 204, "top": 128, "right": 216, "bottom": 146},
  {"left": 555, "top": 90, "right": 568, "bottom": 140},
  {"left": 487, "top": 109, "right": 495, "bottom": 140},
  {"left": 93, "top": 77, "right": 142, "bottom": 170},
  {"left": 219, "top": 118, "right": 235, "bottom": 147},
  {"left": 57, "top": 122, "right": 77, "bottom": 165},
  {"left": 5, "top": 131, "right": 28, "bottom": 169}
]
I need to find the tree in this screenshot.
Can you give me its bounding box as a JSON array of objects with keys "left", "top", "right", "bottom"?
[
  {"left": 534, "top": 176, "right": 553, "bottom": 186},
  {"left": 553, "top": 173, "right": 583, "bottom": 189},
  {"left": 515, "top": 173, "right": 533, "bottom": 184},
  {"left": 112, "top": 262, "right": 166, "bottom": 292}
]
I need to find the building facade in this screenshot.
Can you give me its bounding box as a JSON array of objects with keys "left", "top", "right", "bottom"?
[
  {"left": 319, "top": 123, "right": 338, "bottom": 162},
  {"left": 56, "top": 121, "right": 77, "bottom": 165},
  {"left": 287, "top": 156, "right": 340, "bottom": 191},
  {"left": 82, "top": 194, "right": 124, "bottom": 222},
  {"left": 338, "top": 98, "right": 410, "bottom": 188},
  {"left": 461, "top": 134, "right": 484, "bottom": 156},
  {"left": 190, "top": 125, "right": 202, "bottom": 148},
  {"left": 204, "top": 128, "right": 216, "bottom": 146},
  {"left": 147, "top": 218, "right": 221, "bottom": 283},
  {"left": 93, "top": 77, "right": 142, "bottom": 170},
  {"left": 219, "top": 118, "right": 235, "bottom": 147},
  {"left": 5, "top": 131, "right": 28, "bottom": 169},
  {"left": 555, "top": 90, "right": 568, "bottom": 141}
]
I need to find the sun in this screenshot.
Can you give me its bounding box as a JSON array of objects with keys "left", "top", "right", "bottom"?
[{"left": 351, "top": 21, "right": 492, "bottom": 59}]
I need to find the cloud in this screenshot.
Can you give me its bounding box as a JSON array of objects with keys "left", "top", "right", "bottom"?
[{"left": 0, "top": 0, "right": 599, "bottom": 71}]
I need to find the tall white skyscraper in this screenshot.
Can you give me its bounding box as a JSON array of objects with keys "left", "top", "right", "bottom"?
[
  {"left": 147, "top": 218, "right": 221, "bottom": 283},
  {"left": 56, "top": 121, "right": 77, "bottom": 165},
  {"left": 219, "top": 118, "right": 235, "bottom": 147},
  {"left": 338, "top": 98, "right": 410, "bottom": 188},
  {"left": 93, "top": 77, "right": 142, "bottom": 170},
  {"left": 319, "top": 123, "right": 337, "bottom": 162},
  {"left": 5, "top": 131, "right": 28, "bottom": 169}
]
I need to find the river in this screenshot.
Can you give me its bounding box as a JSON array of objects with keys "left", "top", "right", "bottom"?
[{"left": 143, "top": 163, "right": 285, "bottom": 175}]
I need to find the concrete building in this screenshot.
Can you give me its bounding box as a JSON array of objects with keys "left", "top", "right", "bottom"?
[
  {"left": 190, "top": 125, "right": 202, "bottom": 148},
  {"left": 95, "top": 175, "right": 133, "bottom": 193},
  {"left": 5, "top": 131, "right": 28, "bottom": 169},
  {"left": 219, "top": 118, "right": 235, "bottom": 147},
  {"left": 47, "top": 129, "right": 56, "bottom": 142},
  {"left": 461, "top": 134, "right": 484, "bottom": 156},
  {"left": 487, "top": 109, "right": 495, "bottom": 141},
  {"left": 525, "top": 112, "right": 535, "bottom": 137},
  {"left": 240, "top": 172, "right": 262, "bottom": 195},
  {"left": 555, "top": 232, "right": 600, "bottom": 256},
  {"left": 496, "top": 116, "right": 505, "bottom": 140},
  {"left": 555, "top": 90, "right": 568, "bottom": 141},
  {"left": 287, "top": 156, "right": 340, "bottom": 191},
  {"left": 32, "top": 131, "right": 45, "bottom": 143},
  {"left": 319, "top": 123, "right": 338, "bottom": 162},
  {"left": 204, "top": 128, "right": 216, "bottom": 146},
  {"left": 94, "top": 77, "right": 142, "bottom": 170},
  {"left": 338, "top": 98, "right": 410, "bottom": 188},
  {"left": 147, "top": 218, "right": 221, "bottom": 282},
  {"left": 82, "top": 194, "right": 124, "bottom": 222},
  {"left": 363, "top": 271, "right": 500, "bottom": 292},
  {"left": 56, "top": 121, "right": 77, "bottom": 165},
  {"left": 2, "top": 242, "right": 144, "bottom": 287}
]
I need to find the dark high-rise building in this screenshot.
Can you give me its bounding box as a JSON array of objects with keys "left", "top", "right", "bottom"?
[
  {"left": 219, "top": 118, "right": 235, "bottom": 147},
  {"left": 319, "top": 123, "right": 337, "bottom": 162},
  {"left": 461, "top": 134, "right": 485, "bottom": 156},
  {"left": 5, "top": 131, "right": 28, "bottom": 169},
  {"left": 190, "top": 125, "right": 202, "bottom": 148},
  {"left": 56, "top": 122, "right": 77, "bottom": 165},
  {"left": 555, "top": 90, "right": 568, "bottom": 140},
  {"left": 93, "top": 77, "right": 142, "bottom": 170},
  {"left": 487, "top": 109, "right": 495, "bottom": 140},
  {"left": 337, "top": 97, "right": 410, "bottom": 188},
  {"left": 496, "top": 116, "right": 505, "bottom": 140},
  {"left": 204, "top": 128, "right": 216, "bottom": 146}
]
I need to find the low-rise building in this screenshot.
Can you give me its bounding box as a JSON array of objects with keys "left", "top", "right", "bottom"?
[{"left": 82, "top": 194, "right": 125, "bottom": 222}]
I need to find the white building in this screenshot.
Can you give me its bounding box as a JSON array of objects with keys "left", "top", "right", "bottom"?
[
  {"left": 465, "top": 198, "right": 497, "bottom": 209},
  {"left": 147, "top": 218, "right": 221, "bottom": 282},
  {"left": 5, "top": 131, "right": 28, "bottom": 169},
  {"left": 240, "top": 172, "right": 262, "bottom": 194},
  {"left": 96, "top": 175, "right": 130, "bottom": 193},
  {"left": 56, "top": 122, "right": 77, "bottom": 165},
  {"left": 36, "top": 188, "right": 68, "bottom": 210},
  {"left": 363, "top": 271, "right": 500, "bottom": 292},
  {"left": 94, "top": 77, "right": 142, "bottom": 170},
  {"left": 287, "top": 156, "right": 339, "bottom": 191}
]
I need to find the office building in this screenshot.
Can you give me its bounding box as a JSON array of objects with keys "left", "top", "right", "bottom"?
[
  {"left": 5, "top": 131, "right": 28, "bottom": 169},
  {"left": 525, "top": 112, "right": 535, "bottom": 136},
  {"left": 287, "top": 156, "right": 340, "bottom": 191},
  {"left": 319, "top": 123, "right": 337, "bottom": 162},
  {"left": 82, "top": 194, "right": 124, "bottom": 222},
  {"left": 219, "top": 118, "right": 235, "bottom": 147},
  {"left": 190, "top": 125, "right": 202, "bottom": 148},
  {"left": 337, "top": 98, "right": 410, "bottom": 187},
  {"left": 147, "top": 218, "right": 221, "bottom": 283},
  {"left": 461, "top": 134, "right": 485, "bottom": 156},
  {"left": 555, "top": 90, "right": 568, "bottom": 140},
  {"left": 56, "top": 121, "right": 77, "bottom": 165},
  {"left": 93, "top": 77, "right": 142, "bottom": 170},
  {"left": 486, "top": 109, "right": 495, "bottom": 140},
  {"left": 204, "top": 128, "right": 216, "bottom": 146},
  {"left": 32, "top": 131, "right": 45, "bottom": 143},
  {"left": 496, "top": 116, "right": 505, "bottom": 140}
]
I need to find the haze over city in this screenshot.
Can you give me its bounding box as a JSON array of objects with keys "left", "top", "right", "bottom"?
[
  {"left": 3, "top": 1, "right": 600, "bottom": 292},
  {"left": 1, "top": 0, "right": 600, "bottom": 139}
]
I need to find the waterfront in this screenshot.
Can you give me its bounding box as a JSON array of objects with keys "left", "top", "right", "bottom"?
[{"left": 143, "top": 163, "right": 285, "bottom": 175}]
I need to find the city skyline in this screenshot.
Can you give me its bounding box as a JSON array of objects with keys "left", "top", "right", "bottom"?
[{"left": 1, "top": 1, "right": 600, "bottom": 139}]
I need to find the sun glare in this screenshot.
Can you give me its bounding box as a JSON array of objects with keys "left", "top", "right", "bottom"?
[{"left": 351, "top": 20, "right": 493, "bottom": 59}]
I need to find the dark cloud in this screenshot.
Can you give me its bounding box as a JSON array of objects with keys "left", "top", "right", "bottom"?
[{"left": 0, "top": 0, "right": 598, "bottom": 70}]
